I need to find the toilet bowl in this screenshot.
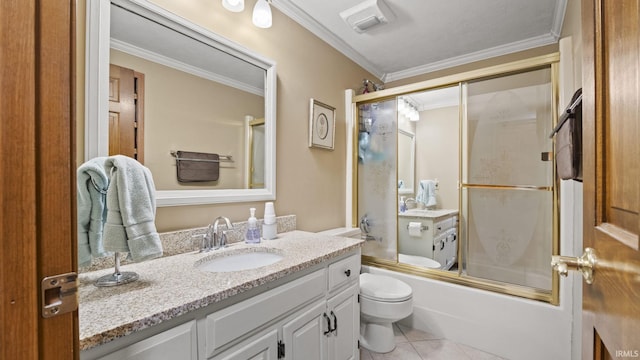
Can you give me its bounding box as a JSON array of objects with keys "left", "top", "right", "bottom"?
[
  {"left": 359, "top": 273, "right": 413, "bottom": 353},
  {"left": 398, "top": 253, "right": 441, "bottom": 269}
]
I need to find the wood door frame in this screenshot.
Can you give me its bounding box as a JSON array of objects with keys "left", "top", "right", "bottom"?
[{"left": 0, "top": 1, "right": 78, "bottom": 359}]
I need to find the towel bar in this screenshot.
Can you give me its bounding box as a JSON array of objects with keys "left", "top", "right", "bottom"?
[{"left": 170, "top": 151, "right": 234, "bottom": 163}]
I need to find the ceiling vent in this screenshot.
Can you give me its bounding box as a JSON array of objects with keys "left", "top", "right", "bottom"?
[{"left": 339, "top": 0, "right": 394, "bottom": 34}]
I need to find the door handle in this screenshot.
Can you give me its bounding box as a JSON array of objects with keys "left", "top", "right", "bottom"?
[
  {"left": 551, "top": 248, "right": 597, "bottom": 284},
  {"left": 323, "top": 312, "right": 332, "bottom": 335},
  {"left": 330, "top": 311, "right": 338, "bottom": 335}
]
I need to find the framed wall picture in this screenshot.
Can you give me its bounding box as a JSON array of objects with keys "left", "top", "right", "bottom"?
[{"left": 308, "top": 98, "right": 336, "bottom": 150}]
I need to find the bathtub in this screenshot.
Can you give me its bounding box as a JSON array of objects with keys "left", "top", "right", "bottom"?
[{"left": 317, "top": 227, "right": 574, "bottom": 360}]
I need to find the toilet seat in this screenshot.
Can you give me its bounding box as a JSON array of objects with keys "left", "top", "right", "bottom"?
[{"left": 360, "top": 273, "right": 412, "bottom": 302}]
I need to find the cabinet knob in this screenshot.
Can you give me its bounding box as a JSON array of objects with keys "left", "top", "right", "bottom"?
[{"left": 344, "top": 269, "right": 351, "bottom": 277}]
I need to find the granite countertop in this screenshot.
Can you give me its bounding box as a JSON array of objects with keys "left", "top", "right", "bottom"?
[
  {"left": 398, "top": 209, "right": 459, "bottom": 218},
  {"left": 79, "top": 230, "right": 363, "bottom": 351}
]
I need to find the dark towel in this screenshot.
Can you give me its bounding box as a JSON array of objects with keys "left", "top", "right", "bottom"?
[{"left": 176, "top": 151, "right": 220, "bottom": 182}]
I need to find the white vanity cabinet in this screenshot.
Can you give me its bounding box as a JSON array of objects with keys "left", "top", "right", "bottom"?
[
  {"left": 94, "top": 320, "right": 198, "bottom": 360},
  {"left": 398, "top": 210, "right": 458, "bottom": 269},
  {"left": 213, "top": 253, "right": 361, "bottom": 360},
  {"left": 83, "top": 251, "right": 361, "bottom": 360}
]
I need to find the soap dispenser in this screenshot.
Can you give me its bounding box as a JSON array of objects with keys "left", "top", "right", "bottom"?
[
  {"left": 245, "top": 208, "right": 261, "bottom": 244},
  {"left": 262, "top": 202, "right": 277, "bottom": 240},
  {"left": 399, "top": 196, "right": 407, "bottom": 213}
]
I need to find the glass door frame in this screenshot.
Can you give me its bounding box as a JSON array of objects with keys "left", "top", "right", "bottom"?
[{"left": 350, "top": 53, "right": 561, "bottom": 304}]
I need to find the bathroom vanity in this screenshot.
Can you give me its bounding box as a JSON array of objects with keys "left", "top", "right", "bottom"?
[
  {"left": 79, "top": 231, "right": 362, "bottom": 360},
  {"left": 398, "top": 209, "right": 458, "bottom": 269}
]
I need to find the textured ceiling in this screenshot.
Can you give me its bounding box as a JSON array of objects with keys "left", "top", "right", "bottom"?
[{"left": 274, "top": 0, "right": 566, "bottom": 82}]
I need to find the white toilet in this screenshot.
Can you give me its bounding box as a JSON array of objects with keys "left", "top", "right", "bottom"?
[{"left": 359, "top": 273, "right": 413, "bottom": 353}]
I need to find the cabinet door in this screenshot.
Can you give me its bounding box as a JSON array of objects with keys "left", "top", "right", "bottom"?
[
  {"left": 282, "top": 301, "right": 327, "bottom": 360},
  {"left": 327, "top": 284, "right": 359, "bottom": 360},
  {"left": 212, "top": 329, "right": 278, "bottom": 360},
  {"left": 96, "top": 321, "right": 197, "bottom": 360}
]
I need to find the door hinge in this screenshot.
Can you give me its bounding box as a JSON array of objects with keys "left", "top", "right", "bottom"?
[
  {"left": 41, "top": 272, "right": 78, "bottom": 318},
  {"left": 358, "top": 340, "right": 360, "bottom": 349},
  {"left": 277, "top": 340, "right": 285, "bottom": 359}
]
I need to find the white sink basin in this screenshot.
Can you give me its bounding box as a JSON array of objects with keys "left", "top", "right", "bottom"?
[{"left": 196, "top": 249, "right": 284, "bottom": 272}]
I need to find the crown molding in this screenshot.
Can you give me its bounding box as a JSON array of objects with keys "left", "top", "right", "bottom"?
[
  {"left": 110, "top": 39, "right": 265, "bottom": 96},
  {"left": 383, "top": 33, "right": 559, "bottom": 83},
  {"left": 551, "top": 0, "right": 568, "bottom": 39}
]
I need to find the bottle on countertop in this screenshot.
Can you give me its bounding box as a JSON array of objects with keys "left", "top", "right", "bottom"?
[
  {"left": 399, "top": 196, "right": 407, "bottom": 213},
  {"left": 245, "top": 208, "right": 261, "bottom": 244},
  {"left": 262, "top": 202, "right": 277, "bottom": 240}
]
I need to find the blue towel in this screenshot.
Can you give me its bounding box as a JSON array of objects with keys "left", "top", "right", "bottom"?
[
  {"left": 77, "top": 157, "right": 110, "bottom": 267},
  {"left": 416, "top": 180, "right": 437, "bottom": 208},
  {"left": 103, "top": 155, "right": 163, "bottom": 262}
]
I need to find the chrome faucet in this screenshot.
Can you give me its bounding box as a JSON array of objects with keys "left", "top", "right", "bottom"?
[
  {"left": 211, "top": 216, "right": 233, "bottom": 250},
  {"left": 198, "top": 216, "right": 234, "bottom": 252}
]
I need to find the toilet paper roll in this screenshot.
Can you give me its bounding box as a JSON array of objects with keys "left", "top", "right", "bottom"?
[{"left": 408, "top": 222, "right": 423, "bottom": 237}]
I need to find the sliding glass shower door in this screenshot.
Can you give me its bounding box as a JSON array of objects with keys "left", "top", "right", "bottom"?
[
  {"left": 357, "top": 99, "right": 398, "bottom": 261},
  {"left": 461, "top": 68, "right": 555, "bottom": 290}
]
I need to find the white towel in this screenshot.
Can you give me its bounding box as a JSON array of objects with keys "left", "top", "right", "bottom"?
[
  {"left": 77, "top": 157, "right": 110, "bottom": 267},
  {"left": 103, "top": 155, "right": 163, "bottom": 262}
]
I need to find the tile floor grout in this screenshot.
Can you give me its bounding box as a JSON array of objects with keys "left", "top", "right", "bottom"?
[{"left": 359, "top": 323, "right": 507, "bottom": 360}]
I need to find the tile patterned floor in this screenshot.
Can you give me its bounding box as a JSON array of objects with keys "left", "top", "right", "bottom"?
[{"left": 359, "top": 324, "right": 506, "bottom": 360}]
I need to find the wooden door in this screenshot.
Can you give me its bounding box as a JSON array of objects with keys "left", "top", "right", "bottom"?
[
  {"left": 109, "top": 64, "right": 145, "bottom": 162},
  {"left": 582, "top": 0, "right": 640, "bottom": 358},
  {"left": 0, "top": 0, "right": 78, "bottom": 359}
]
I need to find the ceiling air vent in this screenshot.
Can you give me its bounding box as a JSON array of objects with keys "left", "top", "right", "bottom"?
[{"left": 339, "top": 0, "right": 394, "bottom": 34}]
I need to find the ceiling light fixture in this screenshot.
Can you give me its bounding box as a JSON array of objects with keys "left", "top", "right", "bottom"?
[
  {"left": 222, "top": 0, "right": 244, "bottom": 12},
  {"left": 252, "top": 0, "right": 272, "bottom": 28}
]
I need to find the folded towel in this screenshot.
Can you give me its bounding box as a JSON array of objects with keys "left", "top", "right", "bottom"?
[
  {"left": 176, "top": 151, "right": 219, "bottom": 182},
  {"left": 103, "top": 155, "right": 163, "bottom": 262},
  {"left": 77, "top": 157, "right": 110, "bottom": 267}
]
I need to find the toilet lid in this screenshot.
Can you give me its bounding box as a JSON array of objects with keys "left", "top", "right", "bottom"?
[{"left": 360, "top": 273, "right": 412, "bottom": 302}]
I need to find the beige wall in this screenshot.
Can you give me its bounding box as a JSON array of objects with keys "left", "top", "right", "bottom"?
[
  {"left": 385, "top": 44, "right": 559, "bottom": 88},
  {"left": 415, "top": 106, "right": 459, "bottom": 210},
  {"left": 561, "top": 0, "right": 583, "bottom": 91},
  {"left": 77, "top": 0, "right": 379, "bottom": 232},
  {"left": 110, "top": 50, "right": 263, "bottom": 190},
  {"left": 77, "top": 1, "right": 581, "bottom": 234}
]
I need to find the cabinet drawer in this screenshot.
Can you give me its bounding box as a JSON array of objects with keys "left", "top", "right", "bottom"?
[
  {"left": 204, "top": 269, "right": 326, "bottom": 357},
  {"left": 328, "top": 255, "right": 360, "bottom": 292}
]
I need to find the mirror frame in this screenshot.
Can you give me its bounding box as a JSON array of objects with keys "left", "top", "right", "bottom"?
[{"left": 85, "top": 0, "right": 277, "bottom": 206}]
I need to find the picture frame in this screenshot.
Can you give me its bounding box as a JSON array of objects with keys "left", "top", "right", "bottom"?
[{"left": 308, "top": 98, "right": 336, "bottom": 150}]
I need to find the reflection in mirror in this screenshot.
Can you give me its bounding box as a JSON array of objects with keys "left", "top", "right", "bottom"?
[
  {"left": 85, "top": 0, "right": 277, "bottom": 206},
  {"left": 396, "top": 86, "right": 460, "bottom": 271},
  {"left": 248, "top": 118, "right": 265, "bottom": 189},
  {"left": 397, "top": 129, "right": 414, "bottom": 195}
]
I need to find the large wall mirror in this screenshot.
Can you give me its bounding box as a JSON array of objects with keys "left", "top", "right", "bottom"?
[{"left": 85, "top": 0, "right": 277, "bottom": 206}]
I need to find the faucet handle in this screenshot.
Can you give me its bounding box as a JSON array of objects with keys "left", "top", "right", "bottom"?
[
  {"left": 192, "top": 233, "right": 209, "bottom": 252},
  {"left": 218, "top": 230, "right": 229, "bottom": 249}
]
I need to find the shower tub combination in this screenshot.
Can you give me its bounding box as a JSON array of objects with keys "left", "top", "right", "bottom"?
[{"left": 320, "top": 227, "right": 571, "bottom": 360}]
